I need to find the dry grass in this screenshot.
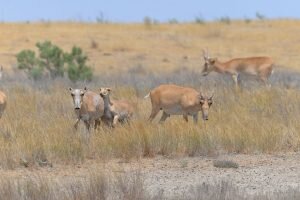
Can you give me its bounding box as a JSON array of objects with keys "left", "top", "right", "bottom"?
[
  {"left": 0, "top": 172, "right": 154, "bottom": 200},
  {"left": 188, "top": 181, "right": 300, "bottom": 200},
  {"left": 1, "top": 69, "right": 300, "bottom": 169},
  {"left": 1, "top": 171, "right": 300, "bottom": 200},
  {"left": 2, "top": 20, "right": 300, "bottom": 75},
  {"left": 2, "top": 20, "right": 300, "bottom": 198}
]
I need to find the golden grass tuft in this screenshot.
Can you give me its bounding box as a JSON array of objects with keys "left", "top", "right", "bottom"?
[{"left": 1, "top": 83, "right": 300, "bottom": 169}]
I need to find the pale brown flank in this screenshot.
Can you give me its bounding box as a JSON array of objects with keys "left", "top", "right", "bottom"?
[
  {"left": 0, "top": 90, "right": 7, "bottom": 119},
  {"left": 144, "top": 84, "right": 213, "bottom": 123},
  {"left": 202, "top": 49, "right": 274, "bottom": 87}
]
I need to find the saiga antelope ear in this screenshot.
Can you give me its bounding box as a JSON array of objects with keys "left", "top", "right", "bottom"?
[
  {"left": 80, "top": 87, "right": 87, "bottom": 95},
  {"left": 209, "top": 92, "right": 214, "bottom": 100},
  {"left": 69, "top": 87, "right": 73, "bottom": 92},
  {"left": 209, "top": 85, "right": 216, "bottom": 100},
  {"left": 199, "top": 94, "right": 204, "bottom": 100},
  {"left": 106, "top": 88, "right": 112, "bottom": 92},
  {"left": 202, "top": 49, "right": 209, "bottom": 60},
  {"left": 209, "top": 58, "right": 217, "bottom": 64},
  {"left": 202, "top": 49, "right": 207, "bottom": 59}
]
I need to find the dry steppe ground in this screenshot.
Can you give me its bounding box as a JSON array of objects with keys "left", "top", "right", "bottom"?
[
  {"left": 1, "top": 20, "right": 300, "bottom": 74},
  {"left": 1, "top": 20, "right": 300, "bottom": 199}
]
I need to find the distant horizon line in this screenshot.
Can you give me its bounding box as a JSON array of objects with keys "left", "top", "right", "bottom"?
[{"left": 1, "top": 16, "right": 300, "bottom": 24}]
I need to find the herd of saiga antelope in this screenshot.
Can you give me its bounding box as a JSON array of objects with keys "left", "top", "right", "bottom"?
[{"left": 0, "top": 50, "right": 274, "bottom": 131}]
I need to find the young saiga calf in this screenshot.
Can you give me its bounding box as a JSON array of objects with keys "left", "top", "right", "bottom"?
[{"left": 99, "top": 88, "right": 134, "bottom": 127}]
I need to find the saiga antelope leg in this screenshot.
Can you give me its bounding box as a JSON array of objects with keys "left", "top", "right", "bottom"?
[
  {"left": 159, "top": 112, "right": 170, "bottom": 123},
  {"left": 183, "top": 115, "right": 188, "bottom": 122},
  {"left": 193, "top": 113, "right": 199, "bottom": 124}
]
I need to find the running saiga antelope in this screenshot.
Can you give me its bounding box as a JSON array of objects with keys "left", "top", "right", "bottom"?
[
  {"left": 0, "top": 90, "right": 6, "bottom": 118},
  {"left": 99, "top": 87, "right": 134, "bottom": 127},
  {"left": 69, "top": 87, "right": 104, "bottom": 131},
  {"left": 202, "top": 50, "right": 274, "bottom": 87},
  {"left": 144, "top": 84, "right": 213, "bottom": 123}
]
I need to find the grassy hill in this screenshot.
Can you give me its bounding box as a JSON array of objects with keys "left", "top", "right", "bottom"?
[{"left": 1, "top": 20, "right": 300, "bottom": 75}]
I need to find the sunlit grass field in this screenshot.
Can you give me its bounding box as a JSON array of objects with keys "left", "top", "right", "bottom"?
[
  {"left": 1, "top": 20, "right": 300, "bottom": 170},
  {"left": 1, "top": 77, "right": 300, "bottom": 169},
  {"left": 1, "top": 20, "right": 300, "bottom": 75},
  {"left": 2, "top": 20, "right": 300, "bottom": 199}
]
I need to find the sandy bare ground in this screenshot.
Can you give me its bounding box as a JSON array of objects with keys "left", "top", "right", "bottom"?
[{"left": 1, "top": 153, "right": 300, "bottom": 198}]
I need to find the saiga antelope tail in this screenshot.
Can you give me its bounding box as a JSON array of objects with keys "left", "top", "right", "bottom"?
[{"left": 144, "top": 93, "right": 150, "bottom": 99}]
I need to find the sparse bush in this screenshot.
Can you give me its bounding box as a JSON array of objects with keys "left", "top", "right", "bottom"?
[
  {"left": 195, "top": 16, "right": 205, "bottom": 24},
  {"left": 36, "top": 41, "right": 65, "bottom": 78},
  {"left": 96, "top": 11, "right": 105, "bottom": 23},
  {"left": 143, "top": 16, "right": 153, "bottom": 28},
  {"left": 65, "top": 46, "right": 93, "bottom": 82},
  {"left": 30, "top": 66, "right": 44, "bottom": 80},
  {"left": 16, "top": 50, "right": 43, "bottom": 80},
  {"left": 219, "top": 16, "right": 231, "bottom": 24},
  {"left": 168, "top": 18, "right": 179, "bottom": 24},
  {"left": 152, "top": 19, "right": 159, "bottom": 25},
  {"left": 16, "top": 41, "right": 93, "bottom": 82},
  {"left": 244, "top": 17, "right": 252, "bottom": 24},
  {"left": 16, "top": 50, "right": 37, "bottom": 70},
  {"left": 256, "top": 12, "right": 266, "bottom": 20}
]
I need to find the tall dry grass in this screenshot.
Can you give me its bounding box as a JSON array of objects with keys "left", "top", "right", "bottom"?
[
  {"left": 1, "top": 171, "right": 300, "bottom": 200},
  {"left": 1, "top": 69, "right": 300, "bottom": 169},
  {"left": 0, "top": 172, "right": 154, "bottom": 200}
]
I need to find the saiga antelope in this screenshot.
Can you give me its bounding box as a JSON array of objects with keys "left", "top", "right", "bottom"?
[
  {"left": 144, "top": 84, "right": 213, "bottom": 124},
  {"left": 0, "top": 90, "right": 6, "bottom": 119},
  {"left": 202, "top": 50, "right": 274, "bottom": 87},
  {"left": 69, "top": 87, "right": 104, "bottom": 131},
  {"left": 99, "top": 87, "right": 134, "bottom": 127},
  {"left": 0, "top": 66, "right": 3, "bottom": 80},
  {"left": 0, "top": 67, "right": 6, "bottom": 118}
]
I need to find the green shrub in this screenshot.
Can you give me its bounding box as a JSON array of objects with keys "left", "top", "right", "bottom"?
[
  {"left": 16, "top": 41, "right": 93, "bottom": 82},
  {"left": 256, "top": 12, "right": 266, "bottom": 20},
  {"left": 168, "top": 18, "right": 179, "bottom": 24},
  {"left": 143, "top": 16, "right": 152, "bottom": 28},
  {"left": 65, "top": 46, "right": 93, "bottom": 82},
  {"left": 219, "top": 16, "right": 231, "bottom": 24},
  {"left": 36, "top": 41, "right": 65, "bottom": 78},
  {"left": 16, "top": 50, "right": 37, "bottom": 70},
  {"left": 195, "top": 16, "right": 205, "bottom": 24},
  {"left": 244, "top": 17, "right": 252, "bottom": 24},
  {"left": 30, "top": 67, "right": 44, "bottom": 80},
  {"left": 16, "top": 50, "right": 43, "bottom": 80}
]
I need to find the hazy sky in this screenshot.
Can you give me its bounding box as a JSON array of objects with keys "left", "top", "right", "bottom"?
[{"left": 1, "top": 0, "right": 300, "bottom": 22}]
